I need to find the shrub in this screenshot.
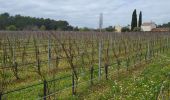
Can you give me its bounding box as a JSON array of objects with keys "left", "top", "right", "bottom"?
[{"left": 6, "top": 25, "right": 17, "bottom": 31}]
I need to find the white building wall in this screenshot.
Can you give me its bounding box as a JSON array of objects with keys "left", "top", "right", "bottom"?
[
  {"left": 141, "top": 24, "right": 156, "bottom": 31},
  {"left": 115, "top": 25, "right": 122, "bottom": 32},
  {"left": 141, "top": 26, "right": 151, "bottom": 31}
]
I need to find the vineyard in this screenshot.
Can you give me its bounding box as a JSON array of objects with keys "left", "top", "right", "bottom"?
[{"left": 0, "top": 31, "right": 170, "bottom": 100}]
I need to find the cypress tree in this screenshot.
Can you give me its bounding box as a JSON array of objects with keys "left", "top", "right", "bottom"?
[
  {"left": 131, "top": 9, "right": 137, "bottom": 31},
  {"left": 138, "top": 11, "right": 142, "bottom": 27}
]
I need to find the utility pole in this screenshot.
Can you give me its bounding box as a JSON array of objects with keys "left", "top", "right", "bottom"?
[
  {"left": 98, "top": 13, "right": 103, "bottom": 80},
  {"left": 99, "top": 13, "right": 103, "bottom": 32},
  {"left": 48, "top": 33, "right": 51, "bottom": 69}
]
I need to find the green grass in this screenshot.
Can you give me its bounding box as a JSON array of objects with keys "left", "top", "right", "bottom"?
[{"left": 74, "top": 55, "right": 170, "bottom": 100}]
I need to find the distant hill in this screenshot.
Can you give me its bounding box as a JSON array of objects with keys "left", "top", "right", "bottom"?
[{"left": 0, "top": 12, "right": 74, "bottom": 31}]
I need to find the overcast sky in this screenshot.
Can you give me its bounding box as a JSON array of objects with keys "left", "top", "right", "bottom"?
[{"left": 0, "top": 0, "right": 170, "bottom": 28}]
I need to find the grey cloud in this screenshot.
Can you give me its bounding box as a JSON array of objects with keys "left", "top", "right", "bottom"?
[{"left": 0, "top": 0, "right": 169, "bottom": 28}]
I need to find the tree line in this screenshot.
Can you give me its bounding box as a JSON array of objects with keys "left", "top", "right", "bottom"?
[
  {"left": 158, "top": 22, "right": 170, "bottom": 28},
  {"left": 0, "top": 11, "right": 142, "bottom": 32},
  {"left": 1, "top": 11, "right": 168, "bottom": 32},
  {"left": 0, "top": 12, "right": 75, "bottom": 31},
  {"left": 0, "top": 12, "right": 117, "bottom": 32}
]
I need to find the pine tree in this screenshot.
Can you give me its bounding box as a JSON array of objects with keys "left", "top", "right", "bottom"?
[
  {"left": 138, "top": 11, "right": 142, "bottom": 27},
  {"left": 131, "top": 9, "right": 137, "bottom": 31}
]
